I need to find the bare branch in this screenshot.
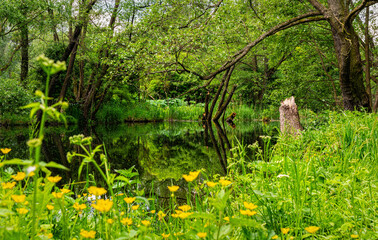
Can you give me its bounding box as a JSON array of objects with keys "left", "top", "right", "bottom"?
[
  {"left": 344, "top": 0, "right": 378, "bottom": 24},
  {"left": 201, "top": 11, "right": 325, "bottom": 80}
]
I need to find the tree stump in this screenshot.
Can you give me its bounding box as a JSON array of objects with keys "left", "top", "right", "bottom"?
[{"left": 279, "top": 96, "right": 303, "bottom": 135}]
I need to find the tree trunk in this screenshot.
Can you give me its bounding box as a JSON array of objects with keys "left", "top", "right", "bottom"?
[
  {"left": 279, "top": 96, "right": 303, "bottom": 136},
  {"left": 330, "top": 23, "right": 370, "bottom": 111},
  {"left": 20, "top": 21, "right": 28, "bottom": 83}
]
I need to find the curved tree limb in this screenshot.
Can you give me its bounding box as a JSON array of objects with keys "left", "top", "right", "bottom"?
[{"left": 201, "top": 11, "right": 325, "bottom": 80}]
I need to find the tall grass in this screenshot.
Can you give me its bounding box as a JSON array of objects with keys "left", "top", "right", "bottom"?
[
  {"left": 96, "top": 100, "right": 271, "bottom": 122},
  {"left": 1, "top": 62, "right": 376, "bottom": 240}
]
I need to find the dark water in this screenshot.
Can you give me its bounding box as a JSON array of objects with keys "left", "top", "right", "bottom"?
[{"left": 0, "top": 120, "right": 277, "bottom": 200}]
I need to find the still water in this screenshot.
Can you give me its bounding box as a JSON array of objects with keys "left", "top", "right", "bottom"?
[{"left": 1, "top": 121, "right": 277, "bottom": 199}]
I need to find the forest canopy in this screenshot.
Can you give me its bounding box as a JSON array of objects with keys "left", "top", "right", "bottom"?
[{"left": 1, "top": 0, "right": 378, "bottom": 122}]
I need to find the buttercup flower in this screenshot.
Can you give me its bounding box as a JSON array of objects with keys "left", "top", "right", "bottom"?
[
  {"left": 305, "top": 226, "right": 320, "bottom": 234},
  {"left": 1, "top": 148, "right": 11, "bottom": 154},
  {"left": 189, "top": 170, "right": 200, "bottom": 178},
  {"left": 2, "top": 182, "right": 16, "bottom": 189},
  {"left": 162, "top": 233, "right": 170, "bottom": 239},
  {"left": 52, "top": 192, "right": 63, "bottom": 199},
  {"left": 46, "top": 204, "right": 54, "bottom": 210},
  {"left": 88, "top": 186, "right": 107, "bottom": 196},
  {"left": 16, "top": 208, "right": 29, "bottom": 214},
  {"left": 12, "top": 172, "right": 26, "bottom": 181},
  {"left": 107, "top": 219, "right": 114, "bottom": 224},
  {"left": 141, "top": 220, "right": 151, "bottom": 226},
  {"left": 223, "top": 216, "right": 230, "bottom": 221},
  {"left": 124, "top": 197, "right": 136, "bottom": 204},
  {"left": 121, "top": 217, "right": 132, "bottom": 226},
  {"left": 178, "top": 212, "right": 193, "bottom": 219},
  {"left": 131, "top": 205, "right": 139, "bottom": 210},
  {"left": 243, "top": 202, "right": 258, "bottom": 210},
  {"left": 206, "top": 181, "right": 217, "bottom": 187},
  {"left": 351, "top": 234, "right": 359, "bottom": 239},
  {"left": 73, "top": 202, "right": 87, "bottom": 211},
  {"left": 151, "top": 210, "right": 156, "bottom": 214},
  {"left": 240, "top": 209, "right": 257, "bottom": 216},
  {"left": 168, "top": 185, "right": 179, "bottom": 192},
  {"left": 272, "top": 235, "right": 278, "bottom": 239},
  {"left": 219, "top": 179, "right": 232, "bottom": 187},
  {"left": 158, "top": 211, "right": 166, "bottom": 220},
  {"left": 47, "top": 175, "right": 62, "bottom": 183},
  {"left": 197, "top": 232, "right": 207, "bottom": 238},
  {"left": 11, "top": 194, "right": 26, "bottom": 203},
  {"left": 178, "top": 205, "right": 191, "bottom": 212},
  {"left": 281, "top": 228, "right": 290, "bottom": 234},
  {"left": 80, "top": 229, "right": 96, "bottom": 239},
  {"left": 92, "top": 199, "right": 113, "bottom": 213},
  {"left": 28, "top": 171, "right": 35, "bottom": 177},
  {"left": 183, "top": 170, "right": 200, "bottom": 182},
  {"left": 60, "top": 188, "right": 71, "bottom": 194}
]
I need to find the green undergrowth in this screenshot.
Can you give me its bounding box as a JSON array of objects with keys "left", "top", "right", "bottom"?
[
  {"left": 95, "top": 100, "right": 270, "bottom": 123},
  {"left": 1, "top": 110, "right": 376, "bottom": 239}
]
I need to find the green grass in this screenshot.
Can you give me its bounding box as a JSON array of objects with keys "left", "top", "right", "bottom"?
[
  {"left": 96, "top": 100, "right": 271, "bottom": 123},
  {"left": 0, "top": 111, "right": 376, "bottom": 239}
]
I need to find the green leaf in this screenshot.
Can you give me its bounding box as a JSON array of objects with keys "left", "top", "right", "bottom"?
[
  {"left": 0, "top": 159, "right": 32, "bottom": 168},
  {"left": 43, "top": 161, "right": 69, "bottom": 171}
]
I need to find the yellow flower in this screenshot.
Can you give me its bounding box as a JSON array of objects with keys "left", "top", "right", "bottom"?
[
  {"left": 60, "top": 188, "right": 71, "bottom": 194},
  {"left": 244, "top": 202, "right": 258, "bottom": 210},
  {"left": 46, "top": 204, "right": 54, "bottom": 210},
  {"left": 281, "top": 228, "right": 290, "bottom": 234},
  {"left": 272, "top": 235, "right": 278, "bottom": 239},
  {"left": 107, "top": 219, "right": 114, "bottom": 224},
  {"left": 12, "top": 172, "right": 26, "bottom": 181},
  {"left": 124, "top": 197, "right": 136, "bottom": 204},
  {"left": 11, "top": 194, "right": 26, "bottom": 203},
  {"left": 351, "top": 234, "right": 359, "bottom": 239},
  {"left": 73, "top": 202, "right": 87, "bottom": 211},
  {"left": 92, "top": 199, "right": 113, "bottom": 213},
  {"left": 80, "top": 229, "right": 96, "bottom": 239},
  {"left": 197, "top": 232, "right": 207, "bottom": 238},
  {"left": 88, "top": 186, "right": 107, "bottom": 196},
  {"left": 305, "top": 226, "right": 320, "bottom": 234},
  {"left": 158, "top": 211, "right": 166, "bottom": 220},
  {"left": 2, "top": 182, "right": 16, "bottom": 189},
  {"left": 1, "top": 148, "right": 11, "bottom": 154},
  {"left": 24, "top": 201, "right": 29, "bottom": 205},
  {"left": 206, "top": 181, "right": 217, "bottom": 187},
  {"left": 240, "top": 209, "right": 257, "bottom": 216},
  {"left": 168, "top": 185, "right": 179, "bottom": 192},
  {"left": 183, "top": 174, "right": 196, "bottom": 182},
  {"left": 178, "top": 205, "right": 191, "bottom": 212},
  {"left": 16, "top": 208, "right": 29, "bottom": 214},
  {"left": 121, "top": 217, "right": 132, "bottom": 226},
  {"left": 28, "top": 171, "right": 35, "bottom": 177},
  {"left": 47, "top": 175, "right": 62, "bottom": 183},
  {"left": 141, "top": 220, "right": 151, "bottom": 226},
  {"left": 52, "top": 192, "right": 63, "bottom": 199},
  {"left": 46, "top": 233, "right": 53, "bottom": 239},
  {"left": 162, "top": 233, "right": 170, "bottom": 239},
  {"left": 178, "top": 212, "right": 193, "bottom": 219},
  {"left": 131, "top": 204, "right": 139, "bottom": 210},
  {"left": 151, "top": 210, "right": 156, "bottom": 214},
  {"left": 189, "top": 170, "right": 200, "bottom": 178},
  {"left": 219, "top": 179, "right": 232, "bottom": 187},
  {"left": 183, "top": 170, "right": 201, "bottom": 182},
  {"left": 223, "top": 217, "right": 230, "bottom": 221}
]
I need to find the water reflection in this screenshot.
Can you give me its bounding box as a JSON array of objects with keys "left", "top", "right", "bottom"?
[{"left": 0, "top": 121, "right": 278, "bottom": 184}]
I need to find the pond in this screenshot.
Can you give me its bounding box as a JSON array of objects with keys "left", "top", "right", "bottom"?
[{"left": 0, "top": 120, "right": 278, "bottom": 202}]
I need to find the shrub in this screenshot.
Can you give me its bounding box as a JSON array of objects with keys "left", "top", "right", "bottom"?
[{"left": 0, "top": 78, "right": 34, "bottom": 116}]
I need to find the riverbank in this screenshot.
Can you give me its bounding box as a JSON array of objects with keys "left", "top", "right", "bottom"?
[{"left": 0, "top": 111, "right": 376, "bottom": 239}]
